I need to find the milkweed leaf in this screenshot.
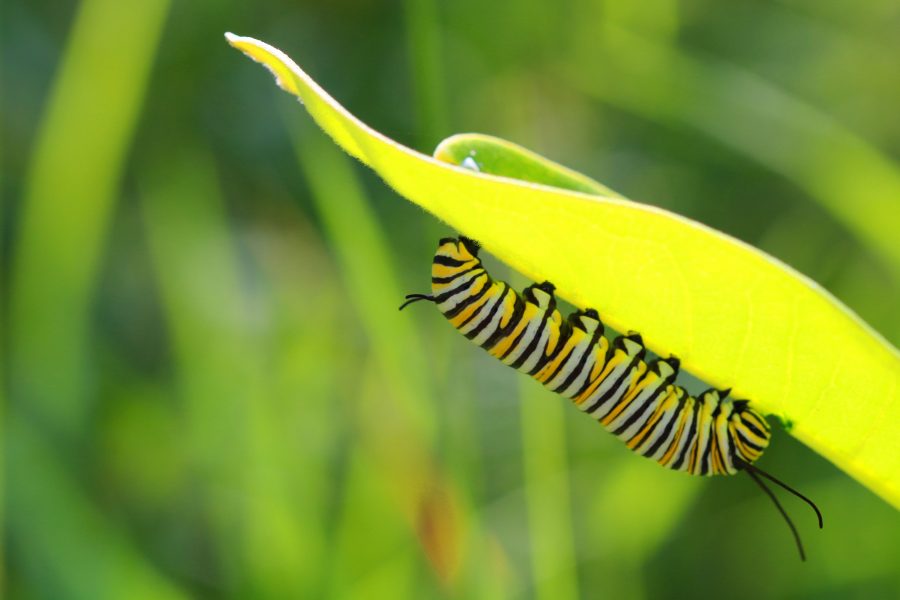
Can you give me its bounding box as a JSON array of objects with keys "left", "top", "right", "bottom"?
[{"left": 226, "top": 33, "right": 900, "bottom": 509}]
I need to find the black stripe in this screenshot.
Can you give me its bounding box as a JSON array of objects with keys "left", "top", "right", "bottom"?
[
  {"left": 708, "top": 403, "right": 727, "bottom": 473},
  {"left": 509, "top": 305, "right": 554, "bottom": 370},
  {"left": 611, "top": 361, "right": 676, "bottom": 437},
  {"left": 464, "top": 283, "right": 508, "bottom": 341},
  {"left": 611, "top": 380, "right": 669, "bottom": 437},
  {"left": 570, "top": 332, "right": 611, "bottom": 398},
  {"left": 583, "top": 363, "right": 632, "bottom": 415},
  {"left": 482, "top": 292, "right": 524, "bottom": 350},
  {"left": 444, "top": 279, "right": 490, "bottom": 319},
  {"left": 623, "top": 401, "right": 665, "bottom": 449},
  {"left": 544, "top": 319, "right": 591, "bottom": 391},
  {"left": 736, "top": 429, "right": 764, "bottom": 452},
  {"left": 433, "top": 255, "right": 468, "bottom": 267},
  {"left": 499, "top": 303, "right": 541, "bottom": 361},
  {"left": 540, "top": 344, "right": 576, "bottom": 386},
  {"left": 712, "top": 429, "right": 729, "bottom": 473},
  {"left": 725, "top": 423, "right": 739, "bottom": 466},
  {"left": 432, "top": 264, "right": 483, "bottom": 284},
  {"left": 455, "top": 286, "right": 498, "bottom": 330},
  {"left": 671, "top": 402, "right": 699, "bottom": 471},
  {"left": 641, "top": 402, "right": 679, "bottom": 457},
  {"left": 698, "top": 426, "right": 714, "bottom": 476},
  {"left": 738, "top": 415, "right": 767, "bottom": 443},
  {"left": 433, "top": 272, "right": 486, "bottom": 305},
  {"left": 740, "top": 414, "right": 767, "bottom": 439},
  {"left": 584, "top": 353, "right": 643, "bottom": 416},
  {"left": 528, "top": 318, "right": 569, "bottom": 376},
  {"left": 552, "top": 328, "right": 600, "bottom": 392}
]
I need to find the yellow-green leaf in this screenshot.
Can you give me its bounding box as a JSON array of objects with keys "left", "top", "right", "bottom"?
[{"left": 226, "top": 33, "right": 900, "bottom": 509}]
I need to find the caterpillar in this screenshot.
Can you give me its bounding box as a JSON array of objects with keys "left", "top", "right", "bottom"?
[{"left": 401, "top": 236, "right": 822, "bottom": 559}]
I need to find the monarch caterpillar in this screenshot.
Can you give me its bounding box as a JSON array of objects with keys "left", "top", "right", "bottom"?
[{"left": 401, "top": 236, "right": 823, "bottom": 560}]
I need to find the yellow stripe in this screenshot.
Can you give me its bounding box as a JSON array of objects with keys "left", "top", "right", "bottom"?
[
  {"left": 626, "top": 387, "right": 673, "bottom": 449},
  {"left": 599, "top": 362, "right": 651, "bottom": 426},
  {"left": 543, "top": 310, "right": 564, "bottom": 356},
  {"left": 659, "top": 404, "right": 690, "bottom": 466},
  {"left": 691, "top": 401, "right": 715, "bottom": 474},
  {"left": 448, "top": 281, "right": 498, "bottom": 328},
  {"left": 627, "top": 386, "right": 676, "bottom": 450},
  {"left": 685, "top": 436, "right": 700, "bottom": 474},
  {"left": 710, "top": 428, "right": 724, "bottom": 474},
  {"left": 573, "top": 343, "right": 625, "bottom": 408},
  {"left": 431, "top": 268, "right": 484, "bottom": 292},
  {"left": 488, "top": 303, "right": 539, "bottom": 358},
  {"left": 735, "top": 420, "right": 768, "bottom": 447},
  {"left": 497, "top": 291, "right": 517, "bottom": 329},
  {"left": 534, "top": 328, "right": 585, "bottom": 382},
  {"left": 742, "top": 412, "right": 772, "bottom": 438},
  {"left": 432, "top": 263, "right": 474, "bottom": 280}
]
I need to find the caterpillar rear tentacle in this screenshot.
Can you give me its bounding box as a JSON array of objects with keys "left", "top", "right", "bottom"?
[{"left": 404, "top": 236, "right": 822, "bottom": 560}]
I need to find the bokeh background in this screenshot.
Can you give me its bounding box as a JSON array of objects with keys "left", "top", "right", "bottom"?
[{"left": 3, "top": 0, "right": 900, "bottom": 598}]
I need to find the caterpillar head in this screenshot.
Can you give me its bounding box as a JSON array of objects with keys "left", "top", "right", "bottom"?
[{"left": 437, "top": 236, "right": 480, "bottom": 261}]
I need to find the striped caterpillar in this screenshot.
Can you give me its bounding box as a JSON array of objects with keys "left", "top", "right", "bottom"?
[{"left": 402, "top": 236, "right": 822, "bottom": 559}]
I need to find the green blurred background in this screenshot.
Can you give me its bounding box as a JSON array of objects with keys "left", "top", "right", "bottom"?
[{"left": 3, "top": 0, "right": 900, "bottom": 598}]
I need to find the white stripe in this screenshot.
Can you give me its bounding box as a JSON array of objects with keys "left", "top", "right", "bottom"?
[
  {"left": 545, "top": 340, "right": 590, "bottom": 392},
  {"left": 609, "top": 383, "right": 666, "bottom": 440},
  {"left": 436, "top": 274, "right": 486, "bottom": 313},
  {"left": 636, "top": 404, "right": 678, "bottom": 456},
  {"left": 584, "top": 362, "right": 633, "bottom": 419},
  {"left": 715, "top": 410, "right": 734, "bottom": 473},
  {"left": 666, "top": 407, "right": 696, "bottom": 470},
  {"left": 501, "top": 315, "right": 543, "bottom": 366},
  {"left": 458, "top": 289, "right": 502, "bottom": 335},
  {"left": 518, "top": 325, "right": 551, "bottom": 373},
  {"left": 470, "top": 297, "right": 509, "bottom": 346},
  {"left": 608, "top": 362, "right": 675, "bottom": 438},
  {"left": 558, "top": 350, "right": 598, "bottom": 400}
]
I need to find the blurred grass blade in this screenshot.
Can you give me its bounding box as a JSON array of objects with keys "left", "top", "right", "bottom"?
[
  {"left": 519, "top": 380, "right": 579, "bottom": 600},
  {"left": 324, "top": 361, "right": 430, "bottom": 597},
  {"left": 404, "top": 0, "right": 449, "bottom": 145},
  {"left": 247, "top": 211, "right": 345, "bottom": 597},
  {"left": 288, "top": 111, "right": 475, "bottom": 589},
  {"left": 569, "top": 25, "right": 900, "bottom": 278},
  {"left": 7, "top": 417, "right": 186, "bottom": 599},
  {"left": 287, "top": 109, "right": 437, "bottom": 444},
  {"left": 140, "top": 145, "right": 312, "bottom": 596},
  {"left": 10, "top": 0, "right": 170, "bottom": 433},
  {"left": 579, "top": 459, "right": 700, "bottom": 598},
  {"left": 226, "top": 34, "right": 900, "bottom": 508}
]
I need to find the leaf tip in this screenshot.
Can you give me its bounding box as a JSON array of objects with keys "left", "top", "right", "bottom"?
[{"left": 223, "top": 33, "right": 301, "bottom": 95}]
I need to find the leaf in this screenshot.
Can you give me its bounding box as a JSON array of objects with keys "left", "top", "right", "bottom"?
[
  {"left": 434, "top": 133, "right": 620, "bottom": 197},
  {"left": 226, "top": 34, "right": 900, "bottom": 509}
]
